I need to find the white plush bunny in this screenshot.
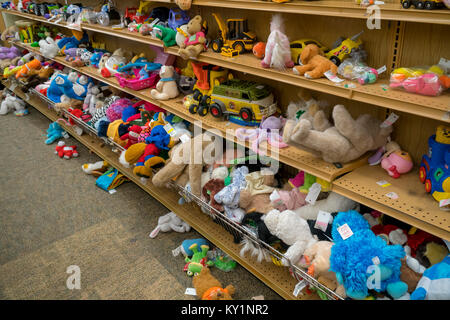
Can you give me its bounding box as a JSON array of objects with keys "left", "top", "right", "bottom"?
[
  {"left": 39, "top": 37, "right": 60, "bottom": 59},
  {"left": 149, "top": 212, "right": 191, "bottom": 238}
]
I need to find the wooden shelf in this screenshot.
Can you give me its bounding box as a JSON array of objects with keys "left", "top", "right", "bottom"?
[
  {"left": 333, "top": 164, "right": 450, "bottom": 241},
  {"left": 3, "top": 10, "right": 450, "bottom": 123},
  {"left": 12, "top": 41, "right": 367, "bottom": 182},
  {"left": 3, "top": 78, "right": 318, "bottom": 300},
  {"left": 188, "top": 0, "right": 450, "bottom": 25}
]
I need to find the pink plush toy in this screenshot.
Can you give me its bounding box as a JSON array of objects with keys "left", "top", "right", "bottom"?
[
  {"left": 381, "top": 149, "right": 413, "bottom": 179},
  {"left": 390, "top": 73, "right": 443, "bottom": 96},
  {"left": 261, "top": 14, "right": 294, "bottom": 70}
]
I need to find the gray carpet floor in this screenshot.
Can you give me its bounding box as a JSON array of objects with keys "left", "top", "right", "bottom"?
[{"left": 0, "top": 106, "right": 281, "bottom": 300}]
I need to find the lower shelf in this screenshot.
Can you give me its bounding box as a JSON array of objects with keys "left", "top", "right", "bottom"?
[
  {"left": 333, "top": 164, "right": 450, "bottom": 241},
  {"left": 3, "top": 79, "right": 319, "bottom": 300}
]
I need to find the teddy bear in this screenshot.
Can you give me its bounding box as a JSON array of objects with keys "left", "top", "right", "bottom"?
[
  {"left": 150, "top": 66, "right": 179, "bottom": 100},
  {"left": 292, "top": 44, "right": 338, "bottom": 79},
  {"left": 192, "top": 267, "right": 235, "bottom": 300},
  {"left": 263, "top": 209, "right": 317, "bottom": 266},
  {"left": 283, "top": 104, "right": 393, "bottom": 164},
  {"left": 0, "top": 94, "right": 27, "bottom": 116},
  {"left": 55, "top": 141, "right": 79, "bottom": 159},
  {"left": 149, "top": 211, "right": 191, "bottom": 238},
  {"left": 330, "top": 210, "right": 408, "bottom": 300},
  {"left": 151, "top": 132, "right": 218, "bottom": 197},
  {"left": 178, "top": 15, "right": 207, "bottom": 60}
]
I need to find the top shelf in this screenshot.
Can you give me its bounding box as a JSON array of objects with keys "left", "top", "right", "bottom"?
[
  {"left": 188, "top": 0, "right": 450, "bottom": 25},
  {"left": 2, "top": 9, "right": 449, "bottom": 123}
]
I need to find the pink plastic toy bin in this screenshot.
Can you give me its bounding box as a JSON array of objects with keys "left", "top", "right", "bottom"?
[{"left": 115, "top": 68, "right": 160, "bottom": 91}]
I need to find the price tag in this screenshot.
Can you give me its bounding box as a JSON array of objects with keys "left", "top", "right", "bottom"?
[
  {"left": 439, "top": 199, "right": 450, "bottom": 207},
  {"left": 24, "top": 93, "right": 30, "bottom": 101},
  {"left": 380, "top": 112, "right": 399, "bottom": 128},
  {"left": 439, "top": 57, "right": 450, "bottom": 72},
  {"left": 377, "top": 180, "right": 391, "bottom": 187},
  {"left": 314, "top": 210, "right": 332, "bottom": 232},
  {"left": 293, "top": 280, "right": 307, "bottom": 297},
  {"left": 377, "top": 65, "right": 387, "bottom": 74},
  {"left": 172, "top": 246, "right": 181, "bottom": 257},
  {"left": 372, "top": 256, "right": 381, "bottom": 265},
  {"left": 324, "top": 71, "right": 344, "bottom": 83},
  {"left": 305, "top": 183, "right": 322, "bottom": 205},
  {"left": 185, "top": 288, "right": 197, "bottom": 296},
  {"left": 179, "top": 134, "right": 190, "bottom": 144},
  {"left": 108, "top": 189, "right": 116, "bottom": 194},
  {"left": 337, "top": 223, "right": 353, "bottom": 240},
  {"left": 385, "top": 191, "right": 399, "bottom": 200},
  {"left": 163, "top": 123, "right": 176, "bottom": 137}
]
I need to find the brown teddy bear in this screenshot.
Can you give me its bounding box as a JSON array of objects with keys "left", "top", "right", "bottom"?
[
  {"left": 192, "top": 267, "right": 235, "bottom": 300},
  {"left": 292, "top": 44, "right": 338, "bottom": 79},
  {"left": 283, "top": 104, "right": 393, "bottom": 164},
  {"left": 178, "top": 15, "right": 207, "bottom": 60}
]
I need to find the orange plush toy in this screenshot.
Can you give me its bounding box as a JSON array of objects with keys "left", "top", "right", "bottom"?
[
  {"left": 292, "top": 44, "right": 338, "bottom": 79},
  {"left": 192, "top": 267, "right": 235, "bottom": 300},
  {"left": 16, "top": 58, "right": 41, "bottom": 79}
]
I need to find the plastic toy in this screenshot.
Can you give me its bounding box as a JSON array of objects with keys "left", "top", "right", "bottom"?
[
  {"left": 401, "top": 0, "right": 445, "bottom": 9},
  {"left": 115, "top": 55, "right": 162, "bottom": 90},
  {"left": 168, "top": 8, "right": 190, "bottom": 30},
  {"left": 55, "top": 141, "right": 79, "bottom": 159},
  {"left": 211, "top": 13, "right": 256, "bottom": 55},
  {"left": 252, "top": 42, "right": 266, "bottom": 59},
  {"left": 325, "top": 31, "right": 364, "bottom": 66},
  {"left": 184, "top": 243, "right": 214, "bottom": 276},
  {"left": 338, "top": 58, "right": 380, "bottom": 85},
  {"left": 124, "top": 1, "right": 152, "bottom": 25},
  {"left": 419, "top": 125, "right": 450, "bottom": 203},
  {"left": 380, "top": 142, "right": 414, "bottom": 178},
  {"left": 15, "top": 20, "right": 36, "bottom": 43},
  {"left": 261, "top": 14, "right": 294, "bottom": 70},
  {"left": 390, "top": 72, "right": 443, "bottom": 96},
  {"left": 290, "top": 39, "right": 329, "bottom": 65}
]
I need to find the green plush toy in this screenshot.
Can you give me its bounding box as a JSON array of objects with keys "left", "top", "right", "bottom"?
[
  {"left": 184, "top": 243, "right": 214, "bottom": 276},
  {"left": 154, "top": 26, "right": 177, "bottom": 47}
]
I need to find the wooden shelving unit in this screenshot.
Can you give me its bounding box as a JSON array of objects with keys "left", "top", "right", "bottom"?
[
  {"left": 3, "top": 78, "right": 319, "bottom": 301},
  {"left": 2, "top": 9, "right": 449, "bottom": 123}
]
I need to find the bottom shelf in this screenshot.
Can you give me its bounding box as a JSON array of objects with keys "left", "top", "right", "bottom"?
[
  {"left": 4, "top": 80, "right": 318, "bottom": 300},
  {"left": 333, "top": 164, "right": 450, "bottom": 241}
]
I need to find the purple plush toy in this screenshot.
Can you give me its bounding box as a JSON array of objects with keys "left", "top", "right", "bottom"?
[{"left": 0, "top": 46, "right": 20, "bottom": 60}]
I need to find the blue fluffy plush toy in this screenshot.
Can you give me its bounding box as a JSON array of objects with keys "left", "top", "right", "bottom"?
[
  {"left": 330, "top": 210, "right": 408, "bottom": 299},
  {"left": 45, "top": 122, "right": 66, "bottom": 144},
  {"left": 411, "top": 254, "right": 450, "bottom": 300}
]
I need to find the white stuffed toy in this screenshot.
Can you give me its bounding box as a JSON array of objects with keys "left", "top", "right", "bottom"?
[
  {"left": 262, "top": 209, "right": 317, "bottom": 266},
  {"left": 150, "top": 66, "right": 179, "bottom": 100},
  {"left": 0, "top": 94, "right": 27, "bottom": 116},
  {"left": 149, "top": 212, "right": 191, "bottom": 238},
  {"left": 294, "top": 192, "right": 357, "bottom": 220},
  {"left": 39, "top": 37, "right": 60, "bottom": 59}
]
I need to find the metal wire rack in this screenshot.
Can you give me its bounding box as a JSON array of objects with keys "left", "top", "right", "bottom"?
[{"left": 26, "top": 81, "right": 343, "bottom": 300}]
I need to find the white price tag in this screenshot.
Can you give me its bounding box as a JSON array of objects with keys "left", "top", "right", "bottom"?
[
  {"left": 314, "top": 210, "right": 332, "bottom": 232},
  {"left": 62, "top": 132, "right": 69, "bottom": 139},
  {"left": 172, "top": 245, "right": 182, "bottom": 257},
  {"left": 185, "top": 288, "right": 197, "bottom": 296},
  {"left": 108, "top": 189, "right": 116, "bottom": 194},
  {"left": 372, "top": 256, "right": 381, "bottom": 265},
  {"left": 439, "top": 199, "right": 450, "bottom": 207},
  {"left": 305, "top": 183, "right": 322, "bottom": 205},
  {"left": 163, "top": 123, "right": 176, "bottom": 137},
  {"left": 324, "top": 71, "right": 344, "bottom": 83},
  {"left": 293, "top": 280, "right": 307, "bottom": 297},
  {"left": 179, "top": 134, "right": 190, "bottom": 144},
  {"left": 385, "top": 191, "right": 399, "bottom": 200},
  {"left": 438, "top": 57, "right": 450, "bottom": 72},
  {"left": 337, "top": 223, "right": 353, "bottom": 240},
  {"left": 380, "top": 112, "right": 399, "bottom": 128},
  {"left": 377, "top": 180, "right": 391, "bottom": 187},
  {"left": 377, "top": 65, "right": 387, "bottom": 74},
  {"left": 24, "top": 93, "right": 30, "bottom": 101}
]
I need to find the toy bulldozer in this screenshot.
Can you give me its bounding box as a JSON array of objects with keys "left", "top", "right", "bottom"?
[{"left": 211, "top": 13, "right": 256, "bottom": 56}]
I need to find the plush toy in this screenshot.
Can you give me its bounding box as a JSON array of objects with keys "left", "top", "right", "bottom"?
[
  {"left": 175, "top": 24, "right": 189, "bottom": 48},
  {"left": 283, "top": 104, "right": 393, "bottom": 164},
  {"left": 150, "top": 66, "right": 179, "bottom": 100},
  {"left": 293, "top": 44, "right": 338, "bottom": 79},
  {"left": 238, "top": 170, "right": 277, "bottom": 214},
  {"left": 380, "top": 141, "right": 413, "bottom": 178},
  {"left": 55, "top": 141, "right": 79, "bottom": 159},
  {"left": 119, "top": 125, "right": 143, "bottom": 149},
  {"left": 16, "top": 58, "right": 41, "bottom": 79},
  {"left": 330, "top": 210, "right": 408, "bottom": 300},
  {"left": 178, "top": 15, "right": 207, "bottom": 60},
  {"left": 45, "top": 121, "right": 66, "bottom": 144},
  {"left": 175, "top": 0, "right": 192, "bottom": 10},
  {"left": 0, "top": 94, "right": 27, "bottom": 116},
  {"left": 252, "top": 42, "right": 266, "bottom": 59},
  {"left": 82, "top": 160, "right": 110, "bottom": 177},
  {"left": 184, "top": 243, "right": 214, "bottom": 276},
  {"left": 298, "top": 241, "right": 347, "bottom": 298},
  {"left": 263, "top": 209, "right": 317, "bottom": 266},
  {"left": 151, "top": 132, "right": 217, "bottom": 197},
  {"left": 0, "top": 24, "right": 18, "bottom": 42},
  {"left": 294, "top": 192, "right": 357, "bottom": 220},
  {"left": 192, "top": 267, "right": 235, "bottom": 300},
  {"left": 153, "top": 25, "right": 177, "bottom": 47},
  {"left": 39, "top": 37, "right": 60, "bottom": 59},
  {"left": 261, "top": 14, "right": 294, "bottom": 70},
  {"left": 149, "top": 211, "right": 190, "bottom": 238},
  {"left": 411, "top": 254, "right": 450, "bottom": 300},
  {"left": 0, "top": 46, "right": 20, "bottom": 60},
  {"left": 57, "top": 30, "right": 89, "bottom": 53}
]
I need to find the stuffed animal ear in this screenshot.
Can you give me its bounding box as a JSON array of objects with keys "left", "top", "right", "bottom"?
[{"left": 300, "top": 45, "right": 312, "bottom": 64}]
